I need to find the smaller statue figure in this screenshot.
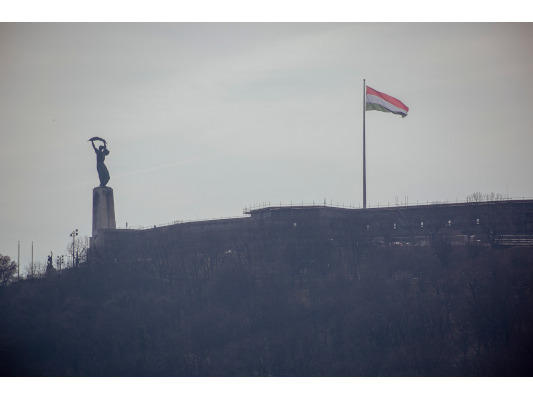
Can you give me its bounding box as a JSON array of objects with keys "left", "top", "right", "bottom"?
[
  {"left": 89, "top": 137, "right": 110, "bottom": 187},
  {"left": 46, "top": 254, "right": 54, "bottom": 274}
]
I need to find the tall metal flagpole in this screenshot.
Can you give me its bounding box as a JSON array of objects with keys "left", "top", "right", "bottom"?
[{"left": 363, "top": 79, "right": 367, "bottom": 209}]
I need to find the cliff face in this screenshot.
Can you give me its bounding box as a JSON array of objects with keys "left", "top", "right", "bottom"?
[{"left": 2, "top": 202, "right": 533, "bottom": 376}]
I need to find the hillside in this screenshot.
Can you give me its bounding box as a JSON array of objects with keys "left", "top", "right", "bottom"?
[{"left": 2, "top": 238, "right": 533, "bottom": 376}]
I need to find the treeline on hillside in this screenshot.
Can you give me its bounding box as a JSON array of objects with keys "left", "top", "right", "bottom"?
[{"left": 1, "top": 242, "right": 533, "bottom": 376}]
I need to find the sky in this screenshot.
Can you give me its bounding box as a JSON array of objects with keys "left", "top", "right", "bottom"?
[{"left": 1, "top": 22, "right": 533, "bottom": 271}]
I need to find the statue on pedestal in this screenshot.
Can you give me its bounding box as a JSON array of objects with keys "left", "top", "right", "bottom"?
[{"left": 89, "top": 137, "right": 110, "bottom": 187}]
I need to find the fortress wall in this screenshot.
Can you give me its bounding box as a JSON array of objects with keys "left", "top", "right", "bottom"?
[{"left": 91, "top": 200, "right": 533, "bottom": 268}]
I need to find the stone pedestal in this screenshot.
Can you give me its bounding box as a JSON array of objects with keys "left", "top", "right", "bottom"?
[{"left": 92, "top": 186, "right": 116, "bottom": 237}]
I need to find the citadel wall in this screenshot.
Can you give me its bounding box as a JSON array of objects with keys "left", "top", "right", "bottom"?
[{"left": 91, "top": 200, "right": 533, "bottom": 267}]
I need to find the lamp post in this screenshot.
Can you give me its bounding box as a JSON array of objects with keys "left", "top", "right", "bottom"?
[
  {"left": 56, "top": 255, "right": 64, "bottom": 272},
  {"left": 70, "top": 229, "right": 78, "bottom": 267}
]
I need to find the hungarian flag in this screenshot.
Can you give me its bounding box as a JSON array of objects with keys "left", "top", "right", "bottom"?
[{"left": 366, "top": 86, "right": 409, "bottom": 118}]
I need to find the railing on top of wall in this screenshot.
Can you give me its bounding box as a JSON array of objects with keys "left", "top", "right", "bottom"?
[
  {"left": 122, "top": 215, "right": 247, "bottom": 231},
  {"left": 242, "top": 196, "right": 533, "bottom": 214}
]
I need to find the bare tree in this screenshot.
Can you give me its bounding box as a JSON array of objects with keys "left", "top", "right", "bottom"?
[
  {"left": 466, "top": 192, "right": 505, "bottom": 203},
  {"left": 0, "top": 253, "right": 17, "bottom": 286},
  {"left": 66, "top": 235, "right": 89, "bottom": 268},
  {"left": 27, "top": 261, "right": 45, "bottom": 279}
]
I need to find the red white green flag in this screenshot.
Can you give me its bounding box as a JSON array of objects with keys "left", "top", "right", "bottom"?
[{"left": 366, "top": 86, "right": 409, "bottom": 118}]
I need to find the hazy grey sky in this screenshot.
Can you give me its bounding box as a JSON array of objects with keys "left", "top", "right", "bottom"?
[{"left": 1, "top": 23, "right": 533, "bottom": 269}]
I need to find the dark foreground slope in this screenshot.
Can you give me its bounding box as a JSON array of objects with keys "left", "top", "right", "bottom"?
[{"left": 1, "top": 243, "right": 533, "bottom": 376}]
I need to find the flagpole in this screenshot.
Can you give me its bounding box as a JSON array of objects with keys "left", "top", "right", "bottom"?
[{"left": 363, "top": 78, "right": 366, "bottom": 209}]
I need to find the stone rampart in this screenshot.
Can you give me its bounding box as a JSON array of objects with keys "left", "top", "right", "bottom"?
[{"left": 91, "top": 200, "right": 533, "bottom": 265}]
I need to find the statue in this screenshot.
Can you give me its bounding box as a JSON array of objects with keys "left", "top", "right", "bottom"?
[
  {"left": 89, "top": 137, "right": 110, "bottom": 187},
  {"left": 46, "top": 254, "right": 54, "bottom": 274}
]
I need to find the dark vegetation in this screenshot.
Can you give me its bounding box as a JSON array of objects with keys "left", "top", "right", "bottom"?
[
  {"left": 1, "top": 236, "right": 533, "bottom": 376},
  {"left": 0, "top": 254, "right": 17, "bottom": 285}
]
